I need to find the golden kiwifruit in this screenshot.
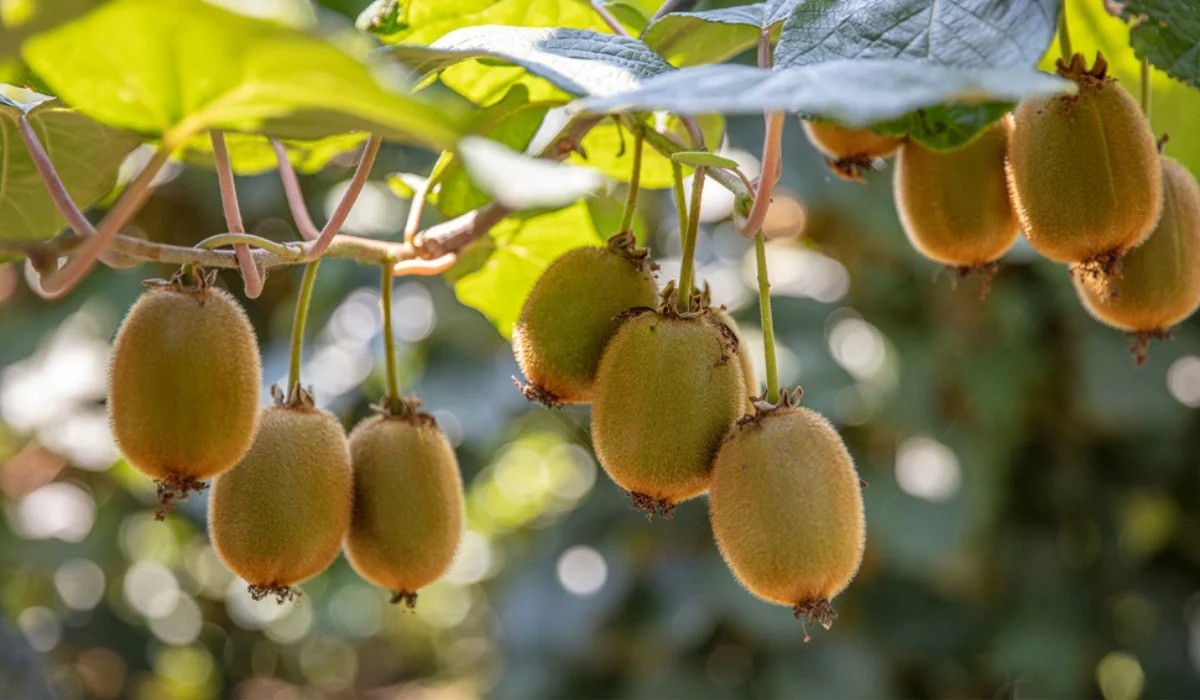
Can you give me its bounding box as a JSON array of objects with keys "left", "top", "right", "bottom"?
[
  {"left": 802, "top": 120, "right": 902, "bottom": 182},
  {"left": 709, "top": 394, "right": 865, "bottom": 633},
  {"left": 344, "top": 406, "right": 464, "bottom": 607},
  {"left": 895, "top": 120, "right": 1019, "bottom": 269},
  {"left": 513, "top": 232, "right": 658, "bottom": 406},
  {"left": 714, "top": 307, "right": 758, "bottom": 409},
  {"left": 591, "top": 305, "right": 745, "bottom": 516},
  {"left": 209, "top": 394, "right": 352, "bottom": 602},
  {"left": 1006, "top": 53, "right": 1162, "bottom": 269},
  {"left": 1074, "top": 157, "right": 1200, "bottom": 361},
  {"left": 107, "top": 271, "right": 261, "bottom": 515}
]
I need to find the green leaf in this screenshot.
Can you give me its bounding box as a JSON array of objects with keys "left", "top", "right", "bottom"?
[
  {"left": 363, "top": 0, "right": 609, "bottom": 45},
  {"left": 0, "top": 0, "right": 104, "bottom": 61},
  {"left": 458, "top": 135, "right": 608, "bottom": 210},
  {"left": 21, "top": 0, "right": 461, "bottom": 147},
  {"left": 1123, "top": 0, "right": 1200, "bottom": 89},
  {"left": 0, "top": 88, "right": 143, "bottom": 243},
  {"left": 174, "top": 132, "right": 369, "bottom": 176},
  {"left": 447, "top": 201, "right": 602, "bottom": 338},
  {"left": 776, "top": 0, "right": 1059, "bottom": 69},
  {"left": 575, "top": 113, "right": 724, "bottom": 188},
  {"left": 385, "top": 26, "right": 675, "bottom": 97},
  {"left": 642, "top": 0, "right": 799, "bottom": 66},
  {"left": 874, "top": 102, "right": 1014, "bottom": 150},
  {"left": 670, "top": 150, "right": 741, "bottom": 169}
]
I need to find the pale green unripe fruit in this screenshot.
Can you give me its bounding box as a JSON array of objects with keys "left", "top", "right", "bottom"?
[
  {"left": 895, "top": 120, "right": 1019, "bottom": 267},
  {"left": 209, "top": 404, "right": 352, "bottom": 600},
  {"left": 591, "top": 309, "right": 745, "bottom": 514},
  {"left": 344, "top": 413, "right": 465, "bottom": 606},
  {"left": 513, "top": 234, "right": 658, "bottom": 405},
  {"left": 710, "top": 404, "right": 865, "bottom": 629},
  {"left": 107, "top": 283, "right": 261, "bottom": 502},
  {"left": 1006, "top": 54, "right": 1162, "bottom": 265}
]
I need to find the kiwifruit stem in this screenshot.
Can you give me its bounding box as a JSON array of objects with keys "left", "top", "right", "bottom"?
[
  {"left": 1056, "top": 5, "right": 1073, "bottom": 62},
  {"left": 380, "top": 263, "right": 402, "bottom": 408},
  {"left": 618, "top": 127, "right": 645, "bottom": 234},
  {"left": 1140, "top": 57, "right": 1151, "bottom": 118},
  {"left": 288, "top": 260, "right": 322, "bottom": 390},
  {"left": 754, "top": 230, "right": 780, "bottom": 403},
  {"left": 677, "top": 166, "right": 706, "bottom": 312}
]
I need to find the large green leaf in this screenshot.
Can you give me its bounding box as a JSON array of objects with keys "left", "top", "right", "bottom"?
[
  {"left": 458, "top": 135, "right": 608, "bottom": 210},
  {"left": 21, "top": 0, "right": 461, "bottom": 148},
  {"left": 1123, "top": 0, "right": 1200, "bottom": 89},
  {"left": 0, "top": 0, "right": 103, "bottom": 60},
  {"left": 174, "top": 131, "right": 370, "bottom": 176},
  {"left": 776, "top": 0, "right": 1059, "bottom": 69},
  {"left": 0, "top": 88, "right": 142, "bottom": 243},
  {"left": 447, "top": 201, "right": 603, "bottom": 338},
  {"left": 385, "top": 26, "right": 675, "bottom": 97},
  {"left": 574, "top": 113, "right": 724, "bottom": 188},
  {"left": 361, "top": 0, "right": 609, "bottom": 45},
  {"left": 642, "top": 0, "right": 799, "bottom": 66}
]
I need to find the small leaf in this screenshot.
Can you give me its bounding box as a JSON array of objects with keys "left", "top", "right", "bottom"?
[
  {"left": 642, "top": 0, "right": 800, "bottom": 66},
  {"left": 1123, "top": 0, "right": 1200, "bottom": 89},
  {"left": 458, "top": 136, "right": 608, "bottom": 211},
  {"left": 670, "top": 150, "right": 741, "bottom": 169},
  {"left": 776, "top": 0, "right": 1059, "bottom": 69},
  {"left": 386, "top": 173, "right": 422, "bottom": 200}
]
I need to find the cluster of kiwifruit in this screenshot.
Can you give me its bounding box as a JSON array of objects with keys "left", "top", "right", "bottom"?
[
  {"left": 513, "top": 232, "right": 866, "bottom": 633},
  {"left": 107, "top": 268, "right": 465, "bottom": 606},
  {"left": 805, "top": 53, "right": 1200, "bottom": 362}
]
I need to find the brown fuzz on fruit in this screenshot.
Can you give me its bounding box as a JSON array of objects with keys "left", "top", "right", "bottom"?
[
  {"left": 1006, "top": 53, "right": 1163, "bottom": 268},
  {"left": 1074, "top": 157, "right": 1200, "bottom": 365},
  {"left": 209, "top": 385, "right": 353, "bottom": 602},
  {"left": 802, "top": 120, "right": 902, "bottom": 182},
  {"left": 512, "top": 232, "right": 659, "bottom": 405},
  {"left": 709, "top": 390, "right": 866, "bottom": 635},
  {"left": 713, "top": 307, "right": 758, "bottom": 411},
  {"left": 344, "top": 397, "right": 465, "bottom": 606},
  {"left": 895, "top": 120, "right": 1019, "bottom": 270},
  {"left": 107, "top": 268, "right": 261, "bottom": 519},
  {"left": 591, "top": 289, "right": 745, "bottom": 516}
]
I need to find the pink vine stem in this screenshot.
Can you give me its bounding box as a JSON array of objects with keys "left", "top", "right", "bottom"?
[
  {"left": 740, "top": 28, "right": 783, "bottom": 238},
  {"left": 210, "top": 131, "right": 263, "bottom": 298}
]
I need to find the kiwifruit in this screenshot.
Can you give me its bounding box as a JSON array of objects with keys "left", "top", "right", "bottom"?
[
  {"left": 107, "top": 270, "right": 261, "bottom": 517},
  {"left": 709, "top": 392, "right": 865, "bottom": 634},
  {"left": 590, "top": 302, "right": 745, "bottom": 517},
  {"left": 344, "top": 403, "right": 464, "bottom": 608},
  {"left": 802, "top": 120, "right": 901, "bottom": 182},
  {"left": 714, "top": 307, "right": 758, "bottom": 409},
  {"left": 208, "top": 390, "right": 352, "bottom": 602},
  {"left": 1006, "top": 53, "right": 1162, "bottom": 270},
  {"left": 1074, "top": 156, "right": 1200, "bottom": 363},
  {"left": 513, "top": 232, "right": 658, "bottom": 406},
  {"left": 894, "top": 120, "right": 1019, "bottom": 270}
]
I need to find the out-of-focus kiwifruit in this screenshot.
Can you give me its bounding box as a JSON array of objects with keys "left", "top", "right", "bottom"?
[{"left": 803, "top": 120, "right": 902, "bottom": 182}]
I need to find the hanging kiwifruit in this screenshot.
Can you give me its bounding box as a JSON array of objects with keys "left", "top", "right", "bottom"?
[
  {"left": 894, "top": 120, "right": 1019, "bottom": 270},
  {"left": 591, "top": 294, "right": 745, "bottom": 516},
  {"left": 802, "top": 120, "right": 902, "bottom": 182},
  {"left": 709, "top": 392, "right": 865, "bottom": 635},
  {"left": 208, "top": 387, "right": 352, "bottom": 602},
  {"left": 1074, "top": 156, "right": 1200, "bottom": 363},
  {"left": 107, "top": 269, "right": 261, "bottom": 516},
  {"left": 513, "top": 232, "right": 658, "bottom": 405},
  {"left": 1006, "top": 53, "right": 1162, "bottom": 271},
  {"left": 713, "top": 307, "right": 758, "bottom": 410},
  {"left": 344, "top": 402, "right": 464, "bottom": 607}
]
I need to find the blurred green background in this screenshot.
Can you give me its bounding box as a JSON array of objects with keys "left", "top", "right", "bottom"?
[{"left": 2, "top": 1, "right": 1199, "bottom": 698}]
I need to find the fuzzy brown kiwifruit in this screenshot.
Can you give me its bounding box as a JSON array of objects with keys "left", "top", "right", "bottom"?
[
  {"left": 590, "top": 301, "right": 745, "bottom": 517},
  {"left": 802, "top": 120, "right": 902, "bottom": 182},
  {"left": 1006, "top": 53, "right": 1162, "bottom": 269},
  {"left": 713, "top": 307, "right": 758, "bottom": 410},
  {"left": 512, "top": 232, "right": 658, "bottom": 406},
  {"left": 208, "top": 391, "right": 352, "bottom": 602},
  {"left": 344, "top": 403, "right": 464, "bottom": 608},
  {"left": 709, "top": 393, "right": 865, "bottom": 635},
  {"left": 894, "top": 120, "right": 1019, "bottom": 269},
  {"left": 107, "top": 271, "right": 261, "bottom": 516}
]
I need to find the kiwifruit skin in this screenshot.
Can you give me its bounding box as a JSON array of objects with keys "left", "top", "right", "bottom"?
[
  {"left": 209, "top": 406, "right": 352, "bottom": 588},
  {"left": 108, "top": 286, "right": 261, "bottom": 481},
  {"left": 710, "top": 407, "right": 865, "bottom": 606},
  {"left": 591, "top": 311, "right": 744, "bottom": 503},
  {"left": 802, "top": 120, "right": 901, "bottom": 161},
  {"left": 1006, "top": 75, "right": 1162, "bottom": 263},
  {"left": 1075, "top": 158, "right": 1200, "bottom": 331},
  {"left": 344, "top": 415, "right": 464, "bottom": 595},
  {"left": 895, "top": 120, "right": 1019, "bottom": 266},
  {"left": 513, "top": 245, "right": 658, "bottom": 404},
  {"left": 714, "top": 308, "right": 758, "bottom": 408}
]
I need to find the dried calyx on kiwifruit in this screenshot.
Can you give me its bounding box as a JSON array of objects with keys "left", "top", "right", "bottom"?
[
  {"left": 1074, "top": 155, "right": 1200, "bottom": 365},
  {"left": 512, "top": 231, "right": 659, "bottom": 406},
  {"left": 107, "top": 267, "right": 261, "bottom": 519},
  {"left": 1007, "top": 53, "right": 1162, "bottom": 274},
  {"left": 709, "top": 389, "right": 866, "bottom": 639},
  {"left": 895, "top": 120, "right": 1019, "bottom": 277},
  {"left": 344, "top": 396, "right": 464, "bottom": 608},
  {"left": 591, "top": 284, "right": 745, "bottom": 518},
  {"left": 209, "top": 385, "right": 352, "bottom": 603},
  {"left": 802, "top": 119, "right": 902, "bottom": 182}
]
